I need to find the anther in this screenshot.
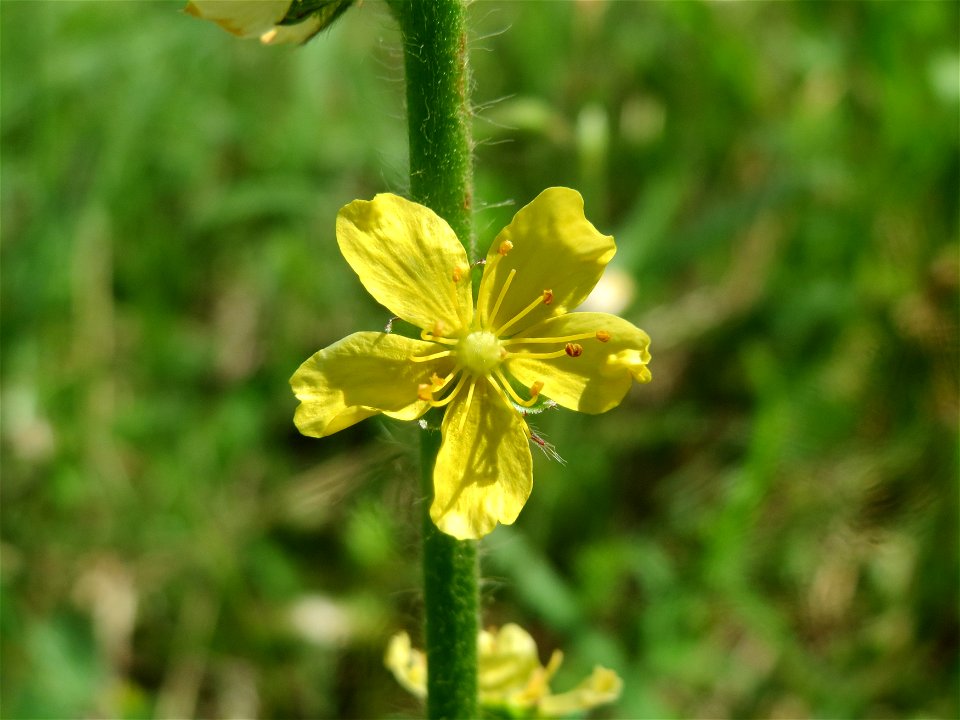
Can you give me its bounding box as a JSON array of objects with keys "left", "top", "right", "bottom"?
[
  {"left": 452, "top": 266, "right": 465, "bottom": 283},
  {"left": 596, "top": 330, "right": 611, "bottom": 343},
  {"left": 542, "top": 289, "right": 554, "bottom": 305},
  {"left": 565, "top": 343, "right": 583, "bottom": 358},
  {"left": 417, "top": 384, "right": 433, "bottom": 401},
  {"left": 433, "top": 320, "right": 447, "bottom": 337},
  {"left": 430, "top": 373, "right": 444, "bottom": 387},
  {"left": 530, "top": 380, "right": 544, "bottom": 398},
  {"left": 497, "top": 240, "right": 514, "bottom": 256}
]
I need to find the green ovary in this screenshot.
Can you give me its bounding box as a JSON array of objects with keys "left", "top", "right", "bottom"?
[{"left": 456, "top": 331, "right": 503, "bottom": 375}]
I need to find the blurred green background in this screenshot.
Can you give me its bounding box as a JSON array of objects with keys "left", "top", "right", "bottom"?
[{"left": 2, "top": 1, "right": 958, "bottom": 718}]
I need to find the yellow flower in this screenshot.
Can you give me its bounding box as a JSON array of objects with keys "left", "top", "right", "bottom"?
[
  {"left": 290, "top": 188, "right": 651, "bottom": 539},
  {"left": 385, "top": 624, "right": 623, "bottom": 718},
  {"left": 184, "top": 0, "right": 350, "bottom": 45}
]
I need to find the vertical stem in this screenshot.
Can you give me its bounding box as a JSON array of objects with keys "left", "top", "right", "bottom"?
[
  {"left": 394, "top": 0, "right": 474, "bottom": 251},
  {"left": 391, "top": 1, "right": 478, "bottom": 719},
  {"left": 418, "top": 427, "right": 478, "bottom": 720}
]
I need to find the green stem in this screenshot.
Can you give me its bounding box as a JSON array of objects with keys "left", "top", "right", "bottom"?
[
  {"left": 392, "top": 0, "right": 474, "bottom": 251},
  {"left": 418, "top": 426, "right": 478, "bottom": 720},
  {"left": 391, "top": 1, "right": 478, "bottom": 719}
]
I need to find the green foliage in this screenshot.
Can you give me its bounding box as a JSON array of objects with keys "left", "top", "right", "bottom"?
[{"left": 1, "top": 1, "right": 957, "bottom": 718}]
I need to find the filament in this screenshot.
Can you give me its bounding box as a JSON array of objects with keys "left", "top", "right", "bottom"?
[
  {"left": 410, "top": 349, "right": 453, "bottom": 363},
  {"left": 502, "top": 331, "right": 599, "bottom": 346},
  {"left": 505, "top": 347, "right": 569, "bottom": 361},
  {"left": 494, "top": 293, "right": 545, "bottom": 337},
  {"left": 420, "top": 329, "right": 459, "bottom": 345},
  {"left": 493, "top": 368, "right": 539, "bottom": 408},
  {"left": 447, "top": 279, "right": 468, "bottom": 327},
  {"left": 429, "top": 371, "right": 468, "bottom": 408},
  {"left": 432, "top": 367, "right": 461, "bottom": 390},
  {"left": 485, "top": 375, "right": 532, "bottom": 436},
  {"left": 457, "top": 379, "right": 477, "bottom": 432},
  {"left": 487, "top": 268, "right": 516, "bottom": 330},
  {"left": 475, "top": 253, "right": 503, "bottom": 328}
]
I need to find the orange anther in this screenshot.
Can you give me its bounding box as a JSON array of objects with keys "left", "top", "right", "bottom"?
[
  {"left": 596, "top": 330, "right": 611, "bottom": 343},
  {"left": 430, "top": 373, "right": 444, "bottom": 387},
  {"left": 497, "top": 240, "right": 514, "bottom": 256},
  {"left": 530, "top": 380, "right": 544, "bottom": 397},
  {"left": 452, "top": 266, "right": 464, "bottom": 282},
  {"left": 432, "top": 320, "right": 447, "bottom": 337},
  {"left": 542, "top": 289, "right": 554, "bottom": 305},
  {"left": 565, "top": 343, "right": 583, "bottom": 358},
  {"left": 417, "top": 384, "right": 433, "bottom": 401}
]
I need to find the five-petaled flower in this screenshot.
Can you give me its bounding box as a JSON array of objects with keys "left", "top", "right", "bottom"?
[
  {"left": 385, "top": 624, "right": 623, "bottom": 717},
  {"left": 290, "top": 188, "right": 651, "bottom": 539}
]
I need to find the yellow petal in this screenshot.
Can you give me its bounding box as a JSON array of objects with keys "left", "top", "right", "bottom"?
[
  {"left": 431, "top": 380, "right": 532, "bottom": 539},
  {"left": 185, "top": 0, "right": 290, "bottom": 37},
  {"left": 337, "top": 194, "right": 473, "bottom": 334},
  {"left": 479, "top": 188, "right": 615, "bottom": 335},
  {"left": 384, "top": 632, "right": 427, "bottom": 699},
  {"left": 479, "top": 624, "right": 542, "bottom": 697},
  {"left": 290, "top": 332, "right": 451, "bottom": 437},
  {"left": 538, "top": 666, "right": 623, "bottom": 716},
  {"left": 507, "top": 312, "right": 651, "bottom": 414}
]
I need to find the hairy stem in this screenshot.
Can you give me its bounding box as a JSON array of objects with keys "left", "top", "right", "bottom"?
[{"left": 392, "top": 1, "right": 478, "bottom": 718}]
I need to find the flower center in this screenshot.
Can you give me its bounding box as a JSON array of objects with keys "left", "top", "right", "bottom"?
[{"left": 456, "top": 331, "right": 504, "bottom": 375}]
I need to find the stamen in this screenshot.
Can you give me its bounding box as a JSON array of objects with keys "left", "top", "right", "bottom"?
[
  {"left": 476, "top": 255, "right": 503, "bottom": 328},
  {"left": 497, "top": 240, "right": 513, "bottom": 255},
  {"left": 488, "top": 268, "right": 516, "bottom": 329},
  {"left": 457, "top": 379, "right": 477, "bottom": 432},
  {"left": 420, "top": 327, "right": 459, "bottom": 345},
  {"left": 542, "top": 289, "right": 554, "bottom": 305},
  {"left": 494, "top": 293, "right": 545, "bottom": 337},
  {"left": 493, "top": 368, "right": 539, "bottom": 408},
  {"left": 504, "top": 347, "right": 570, "bottom": 361},
  {"left": 530, "top": 380, "right": 544, "bottom": 397},
  {"left": 484, "top": 374, "right": 529, "bottom": 433},
  {"left": 504, "top": 343, "right": 584, "bottom": 361},
  {"left": 429, "top": 371, "right": 468, "bottom": 408},
  {"left": 596, "top": 330, "right": 611, "bottom": 342},
  {"left": 417, "top": 384, "right": 433, "bottom": 402},
  {"left": 446, "top": 278, "right": 468, "bottom": 328},
  {"left": 430, "top": 372, "right": 445, "bottom": 386},
  {"left": 410, "top": 349, "right": 453, "bottom": 363},
  {"left": 452, "top": 266, "right": 465, "bottom": 283},
  {"left": 502, "top": 331, "right": 597, "bottom": 346}
]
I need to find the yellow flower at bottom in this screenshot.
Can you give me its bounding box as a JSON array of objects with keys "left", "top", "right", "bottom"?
[
  {"left": 385, "top": 624, "right": 623, "bottom": 718},
  {"left": 290, "top": 188, "right": 651, "bottom": 539}
]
